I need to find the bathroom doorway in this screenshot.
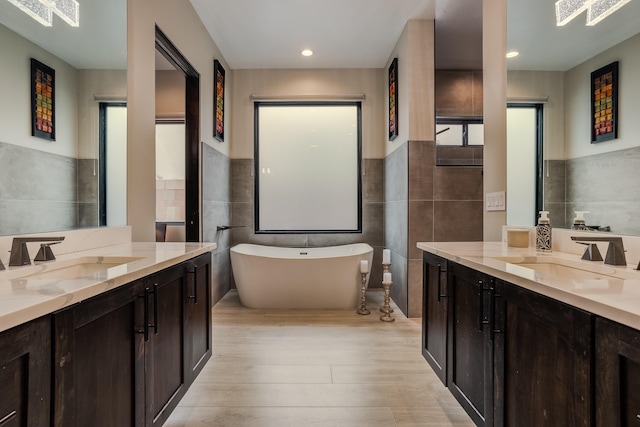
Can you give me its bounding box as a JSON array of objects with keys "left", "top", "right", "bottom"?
[
  {"left": 155, "top": 26, "right": 201, "bottom": 241},
  {"left": 156, "top": 121, "right": 186, "bottom": 241},
  {"left": 506, "top": 103, "right": 543, "bottom": 226}
]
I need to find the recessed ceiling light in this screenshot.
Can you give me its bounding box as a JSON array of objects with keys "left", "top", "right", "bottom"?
[
  {"left": 301, "top": 49, "right": 314, "bottom": 57},
  {"left": 506, "top": 51, "right": 520, "bottom": 58}
]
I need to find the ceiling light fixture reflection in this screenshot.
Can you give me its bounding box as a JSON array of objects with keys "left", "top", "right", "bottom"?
[
  {"left": 301, "top": 49, "right": 314, "bottom": 57},
  {"left": 7, "top": 0, "right": 79, "bottom": 27},
  {"left": 555, "top": 0, "right": 590, "bottom": 25},
  {"left": 506, "top": 51, "right": 520, "bottom": 58},
  {"left": 555, "top": 0, "right": 630, "bottom": 26},
  {"left": 46, "top": 0, "right": 79, "bottom": 27},
  {"left": 586, "top": 0, "right": 632, "bottom": 25},
  {"left": 7, "top": 0, "right": 52, "bottom": 26}
]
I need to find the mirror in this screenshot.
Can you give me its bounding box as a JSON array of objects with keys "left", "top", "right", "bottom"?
[
  {"left": 434, "top": 0, "right": 483, "bottom": 166},
  {"left": 0, "top": 0, "right": 126, "bottom": 236},
  {"left": 507, "top": 0, "right": 640, "bottom": 235}
]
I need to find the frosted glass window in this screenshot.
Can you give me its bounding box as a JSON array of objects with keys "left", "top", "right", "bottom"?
[
  {"left": 436, "top": 124, "right": 463, "bottom": 145},
  {"left": 468, "top": 124, "right": 484, "bottom": 145},
  {"left": 436, "top": 117, "right": 483, "bottom": 146},
  {"left": 104, "top": 105, "right": 127, "bottom": 227},
  {"left": 255, "top": 102, "right": 362, "bottom": 233}
]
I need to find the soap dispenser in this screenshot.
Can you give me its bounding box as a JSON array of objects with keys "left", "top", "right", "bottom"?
[
  {"left": 571, "top": 211, "right": 589, "bottom": 230},
  {"left": 536, "top": 211, "right": 552, "bottom": 251}
]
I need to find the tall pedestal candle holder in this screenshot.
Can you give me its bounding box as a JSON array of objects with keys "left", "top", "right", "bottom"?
[
  {"left": 381, "top": 249, "right": 394, "bottom": 314},
  {"left": 356, "top": 272, "right": 370, "bottom": 315},
  {"left": 380, "top": 272, "right": 395, "bottom": 322},
  {"left": 357, "top": 260, "right": 370, "bottom": 315}
]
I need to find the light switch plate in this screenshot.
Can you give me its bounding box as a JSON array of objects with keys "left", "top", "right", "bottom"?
[{"left": 486, "top": 191, "right": 506, "bottom": 211}]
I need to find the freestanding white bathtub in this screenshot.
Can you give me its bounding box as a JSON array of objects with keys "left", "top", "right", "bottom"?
[{"left": 230, "top": 243, "right": 374, "bottom": 309}]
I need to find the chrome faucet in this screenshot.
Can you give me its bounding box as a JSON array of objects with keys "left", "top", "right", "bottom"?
[
  {"left": 9, "top": 236, "right": 65, "bottom": 266},
  {"left": 571, "top": 236, "right": 626, "bottom": 266}
]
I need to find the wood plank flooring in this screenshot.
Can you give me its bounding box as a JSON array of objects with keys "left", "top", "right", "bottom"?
[{"left": 165, "top": 290, "right": 473, "bottom": 427}]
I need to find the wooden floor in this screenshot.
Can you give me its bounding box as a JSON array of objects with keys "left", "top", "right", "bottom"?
[{"left": 165, "top": 290, "right": 474, "bottom": 427}]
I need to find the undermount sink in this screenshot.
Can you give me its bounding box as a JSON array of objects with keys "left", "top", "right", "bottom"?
[
  {"left": 489, "top": 255, "right": 634, "bottom": 281},
  {"left": 0, "top": 256, "right": 144, "bottom": 281}
]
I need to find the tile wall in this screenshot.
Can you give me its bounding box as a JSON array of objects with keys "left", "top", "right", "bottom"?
[
  {"left": 545, "top": 146, "right": 640, "bottom": 235},
  {"left": 202, "top": 144, "right": 232, "bottom": 305},
  {"left": 386, "top": 140, "right": 484, "bottom": 318},
  {"left": 0, "top": 142, "right": 79, "bottom": 234}
]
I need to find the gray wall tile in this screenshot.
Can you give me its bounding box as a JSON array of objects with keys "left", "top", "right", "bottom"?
[
  {"left": 408, "top": 141, "right": 435, "bottom": 200},
  {"left": 434, "top": 200, "right": 483, "bottom": 242},
  {"left": 565, "top": 146, "right": 640, "bottom": 235},
  {"left": 434, "top": 167, "right": 483, "bottom": 201},
  {"left": 231, "top": 159, "right": 253, "bottom": 203},
  {"left": 0, "top": 142, "right": 79, "bottom": 234},
  {"left": 363, "top": 159, "right": 384, "bottom": 203},
  {"left": 202, "top": 144, "right": 230, "bottom": 203}
]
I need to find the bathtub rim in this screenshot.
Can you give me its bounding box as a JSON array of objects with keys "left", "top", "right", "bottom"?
[{"left": 230, "top": 242, "right": 374, "bottom": 260}]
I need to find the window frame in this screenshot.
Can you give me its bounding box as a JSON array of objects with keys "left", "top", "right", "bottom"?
[
  {"left": 436, "top": 116, "right": 484, "bottom": 146},
  {"left": 253, "top": 101, "right": 363, "bottom": 234}
]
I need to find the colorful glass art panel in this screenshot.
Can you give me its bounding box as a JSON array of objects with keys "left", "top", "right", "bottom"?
[
  {"left": 31, "top": 58, "right": 55, "bottom": 141},
  {"left": 591, "top": 61, "right": 618, "bottom": 143}
]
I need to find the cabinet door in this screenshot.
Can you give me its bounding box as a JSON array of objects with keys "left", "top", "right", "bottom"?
[
  {"left": 53, "top": 282, "right": 144, "bottom": 427},
  {"left": 448, "top": 263, "right": 494, "bottom": 426},
  {"left": 494, "top": 281, "right": 592, "bottom": 427},
  {"left": 422, "top": 252, "right": 449, "bottom": 385},
  {"left": 0, "top": 316, "right": 51, "bottom": 427},
  {"left": 596, "top": 317, "right": 640, "bottom": 425},
  {"left": 185, "top": 252, "right": 212, "bottom": 385},
  {"left": 144, "top": 264, "right": 188, "bottom": 427}
]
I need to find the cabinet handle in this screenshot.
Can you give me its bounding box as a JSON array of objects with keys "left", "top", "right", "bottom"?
[
  {"left": 137, "top": 288, "right": 150, "bottom": 342},
  {"left": 187, "top": 264, "right": 198, "bottom": 303},
  {"left": 436, "top": 264, "right": 447, "bottom": 302},
  {"left": 0, "top": 411, "right": 17, "bottom": 426},
  {"left": 489, "top": 283, "right": 503, "bottom": 341},
  {"left": 478, "top": 279, "right": 486, "bottom": 332},
  {"left": 150, "top": 283, "right": 159, "bottom": 335}
]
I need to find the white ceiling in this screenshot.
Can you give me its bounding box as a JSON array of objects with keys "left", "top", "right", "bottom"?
[
  {"left": 507, "top": 0, "right": 640, "bottom": 71},
  {"left": 188, "top": 0, "right": 640, "bottom": 72},
  {"left": 2, "top": 0, "right": 638, "bottom": 73},
  {"left": 188, "top": 0, "right": 437, "bottom": 69},
  {"left": 0, "top": 0, "right": 126, "bottom": 70}
]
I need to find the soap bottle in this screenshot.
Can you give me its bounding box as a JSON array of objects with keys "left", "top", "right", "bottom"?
[
  {"left": 536, "top": 211, "right": 552, "bottom": 251},
  {"left": 571, "top": 211, "right": 589, "bottom": 230}
]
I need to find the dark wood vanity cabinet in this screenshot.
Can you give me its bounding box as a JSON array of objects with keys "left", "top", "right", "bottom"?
[
  {"left": 422, "top": 252, "right": 449, "bottom": 385},
  {"left": 447, "top": 262, "right": 495, "bottom": 427},
  {"left": 493, "top": 280, "right": 593, "bottom": 427},
  {"left": 0, "top": 316, "right": 51, "bottom": 427},
  {"left": 424, "top": 257, "right": 595, "bottom": 427},
  {"left": 185, "top": 253, "right": 212, "bottom": 384},
  {"left": 595, "top": 317, "right": 640, "bottom": 425},
  {"left": 52, "top": 252, "right": 212, "bottom": 427},
  {"left": 53, "top": 280, "right": 144, "bottom": 427},
  {"left": 142, "top": 262, "right": 189, "bottom": 427}
]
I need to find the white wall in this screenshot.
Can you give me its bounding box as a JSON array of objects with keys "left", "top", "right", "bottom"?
[
  {"left": 384, "top": 20, "right": 435, "bottom": 157},
  {"left": 128, "top": 0, "right": 229, "bottom": 241},
  {"left": 0, "top": 23, "right": 78, "bottom": 158},
  {"left": 77, "top": 69, "right": 127, "bottom": 159},
  {"left": 507, "top": 70, "right": 565, "bottom": 160},
  {"left": 230, "top": 68, "right": 385, "bottom": 160},
  {"left": 565, "top": 32, "right": 640, "bottom": 159},
  {"left": 483, "top": 0, "right": 508, "bottom": 241}
]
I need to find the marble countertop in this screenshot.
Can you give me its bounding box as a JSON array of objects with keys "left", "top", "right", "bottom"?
[
  {"left": 417, "top": 241, "right": 640, "bottom": 331},
  {"left": 0, "top": 242, "right": 216, "bottom": 333}
]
